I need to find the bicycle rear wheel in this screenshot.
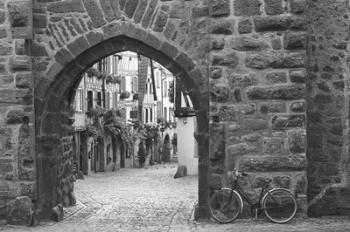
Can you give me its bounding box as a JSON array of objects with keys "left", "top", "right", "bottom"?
[
  {"left": 262, "top": 188, "right": 297, "bottom": 224},
  {"left": 209, "top": 188, "right": 242, "bottom": 223}
]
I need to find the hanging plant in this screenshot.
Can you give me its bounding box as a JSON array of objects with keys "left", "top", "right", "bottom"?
[
  {"left": 120, "top": 91, "right": 130, "bottom": 100},
  {"left": 106, "top": 75, "right": 114, "bottom": 83},
  {"left": 97, "top": 72, "right": 106, "bottom": 80},
  {"left": 86, "top": 67, "right": 99, "bottom": 78},
  {"left": 133, "top": 93, "right": 138, "bottom": 101}
]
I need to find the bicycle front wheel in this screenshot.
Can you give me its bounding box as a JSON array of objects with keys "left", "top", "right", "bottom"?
[
  {"left": 262, "top": 188, "right": 297, "bottom": 224},
  {"left": 209, "top": 188, "right": 242, "bottom": 223}
]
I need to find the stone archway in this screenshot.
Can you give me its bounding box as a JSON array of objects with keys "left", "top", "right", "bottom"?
[{"left": 34, "top": 34, "right": 209, "bottom": 219}]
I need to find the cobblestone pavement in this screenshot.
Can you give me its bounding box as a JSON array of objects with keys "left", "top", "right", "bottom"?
[{"left": 1, "top": 164, "right": 350, "bottom": 232}]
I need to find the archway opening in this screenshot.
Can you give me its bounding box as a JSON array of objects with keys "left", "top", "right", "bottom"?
[{"left": 35, "top": 36, "right": 209, "bottom": 220}]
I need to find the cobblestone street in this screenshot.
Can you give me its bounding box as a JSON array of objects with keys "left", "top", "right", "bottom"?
[{"left": 2, "top": 164, "right": 350, "bottom": 232}]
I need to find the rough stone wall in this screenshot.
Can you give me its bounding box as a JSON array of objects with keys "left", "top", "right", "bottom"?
[
  {"left": 306, "top": 0, "right": 350, "bottom": 216},
  {"left": 57, "top": 135, "right": 75, "bottom": 207},
  {"left": 0, "top": 0, "right": 35, "bottom": 219},
  {"left": 209, "top": 0, "right": 307, "bottom": 209}
]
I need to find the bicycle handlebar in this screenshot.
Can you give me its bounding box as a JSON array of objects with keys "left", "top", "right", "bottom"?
[{"left": 231, "top": 169, "right": 248, "bottom": 177}]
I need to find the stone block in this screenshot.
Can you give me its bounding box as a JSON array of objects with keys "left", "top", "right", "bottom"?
[
  {"left": 254, "top": 16, "right": 305, "bottom": 32},
  {"left": 272, "top": 53, "right": 305, "bottom": 68},
  {"left": 230, "top": 36, "right": 268, "bottom": 51},
  {"left": 242, "top": 133, "right": 261, "bottom": 142},
  {"left": 290, "top": 0, "right": 305, "bottom": 14},
  {"left": 265, "top": 72, "right": 287, "bottom": 84},
  {"left": 234, "top": 0, "right": 262, "bottom": 16},
  {"left": 210, "top": 67, "right": 222, "bottom": 79},
  {"left": 217, "top": 106, "right": 236, "bottom": 121},
  {"left": 210, "top": 0, "right": 230, "bottom": 17},
  {"left": 290, "top": 69, "right": 306, "bottom": 83},
  {"left": 227, "top": 143, "right": 256, "bottom": 156},
  {"left": 245, "top": 52, "right": 277, "bottom": 69},
  {"left": 31, "top": 41, "right": 48, "bottom": 57},
  {"left": 15, "top": 73, "right": 30, "bottom": 89},
  {"left": 82, "top": 0, "right": 106, "bottom": 28},
  {"left": 0, "top": 128, "right": 12, "bottom": 155},
  {"left": 0, "top": 43, "right": 13, "bottom": 56},
  {"left": 10, "top": 56, "right": 31, "bottom": 72},
  {"left": 209, "top": 19, "right": 235, "bottom": 35},
  {"left": 272, "top": 37, "right": 282, "bottom": 50},
  {"left": 0, "top": 89, "right": 30, "bottom": 104},
  {"left": 6, "top": 110, "right": 26, "bottom": 124},
  {"left": 284, "top": 32, "right": 306, "bottom": 50},
  {"left": 211, "top": 37, "right": 225, "bottom": 50},
  {"left": 124, "top": 0, "right": 138, "bottom": 18},
  {"left": 67, "top": 36, "right": 90, "bottom": 57},
  {"left": 20, "top": 183, "right": 34, "bottom": 197},
  {"left": 288, "top": 130, "right": 306, "bottom": 153},
  {"left": 15, "top": 41, "right": 25, "bottom": 55},
  {"left": 238, "top": 19, "right": 252, "bottom": 34},
  {"left": 263, "top": 137, "right": 285, "bottom": 154},
  {"left": 247, "top": 85, "right": 305, "bottom": 100},
  {"left": 192, "top": 6, "right": 209, "bottom": 18},
  {"left": 141, "top": 0, "right": 157, "bottom": 28},
  {"left": 273, "top": 176, "right": 291, "bottom": 188},
  {"left": 0, "top": 162, "right": 13, "bottom": 172},
  {"left": 239, "top": 154, "right": 306, "bottom": 172},
  {"left": 210, "top": 83, "right": 229, "bottom": 102},
  {"left": 7, "top": 196, "right": 33, "bottom": 225},
  {"left": 228, "top": 73, "right": 258, "bottom": 88},
  {"left": 8, "top": 1, "right": 32, "bottom": 27},
  {"left": 211, "top": 52, "right": 239, "bottom": 68},
  {"left": 242, "top": 118, "right": 268, "bottom": 131},
  {"left": 47, "top": 0, "right": 85, "bottom": 13},
  {"left": 153, "top": 11, "right": 168, "bottom": 32},
  {"left": 264, "top": 0, "right": 283, "bottom": 15},
  {"left": 0, "top": 75, "right": 14, "bottom": 88},
  {"left": 272, "top": 114, "right": 305, "bottom": 130},
  {"left": 290, "top": 101, "right": 305, "bottom": 113},
  {"left": 259, "top": 102, "right": 286, "bottom": 114}
]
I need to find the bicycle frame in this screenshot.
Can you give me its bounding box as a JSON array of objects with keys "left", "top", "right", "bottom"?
[{"left": 232, "top": 182, "right": 270, "bottom": 207}]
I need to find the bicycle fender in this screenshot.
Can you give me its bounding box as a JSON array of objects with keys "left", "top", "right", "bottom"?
[
  {"left": 221, "top": 188, "right": 244, "bottom": 213},
  {"left": 260, "top": 187, "right": 295, "bottom": 204}
]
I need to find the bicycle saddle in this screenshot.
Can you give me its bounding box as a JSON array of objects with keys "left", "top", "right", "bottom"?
[{"left": 261, "top": 178, "right": 272, "bottom": 184}]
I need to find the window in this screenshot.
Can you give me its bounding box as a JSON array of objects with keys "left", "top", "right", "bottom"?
[
  {"left": 164, "top": 107, "right": 167, "bottom": 120},
  {"left": 156, "top": 72, "right": 160, "bottom": 88},
  {"left": 163, "top": 81, "right": 167, "bottom": 97},
  {"left": 169, "top": 107, "right": 171, "bottom": 122},
  {"left": 114, "top": 92, "right": 118, "bottom": 108},
  {"left": 149, "top": 82, "right": 152, "bottom": 94},
  {"left": 75, "top": 89, "right": 83, "bottom": 111},
  {"left": 132, "top": 76, "right": 138, "bottom": 93},
  {"left": 106, "top": 92, "right": 111, "bottom": 109},
  {"left": 97, "top": 92, "right": 102, "bottom": 106},
  {"left": 145, "top": 108, "right": 148, "bottom": 123},
  {"left": 87, "top": 91, "right": 93, "bottom": 110},
  {"left": 150, "top": 108, "right": 153, "bottom": 122}
]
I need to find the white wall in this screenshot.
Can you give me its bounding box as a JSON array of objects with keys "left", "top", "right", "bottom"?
[{"left": 177, "top": 117, "right": 198, "bottom": 175}]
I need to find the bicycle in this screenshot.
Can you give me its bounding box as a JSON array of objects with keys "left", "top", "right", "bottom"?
[{"left": 209, "top": 169, "right": 297, "bottom": 224}]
